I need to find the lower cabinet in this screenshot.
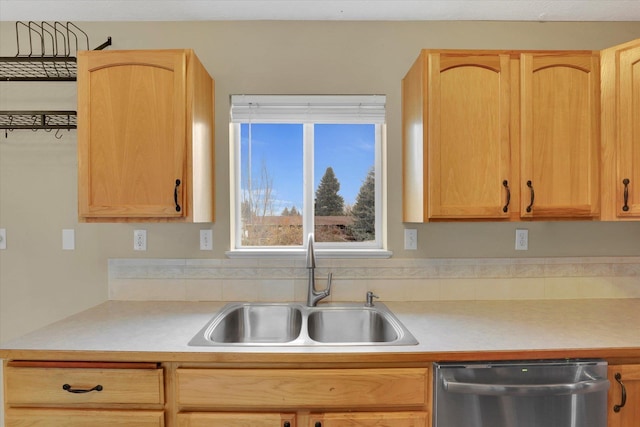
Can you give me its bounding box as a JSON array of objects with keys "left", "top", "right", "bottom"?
[
  {"left": 5, "top": 408, "right": 164, "bottom": 427},
  {"left": 175, "top": 367, "right": 430, "bottom": 427},
  {"left": 3, "top": 361, "right": 165, "bottom": 427},
  {"left": 608, "top": 364, "right": 640, "bottom": 427},
  {"left": 177, "top": 412, "right": 296, "bottom": 427},
  {"left": 177, "top": 412, "right": 427, "bottom": 427},
  {"left": 310, "top": 412, "right": 429, "bottom": 427}
]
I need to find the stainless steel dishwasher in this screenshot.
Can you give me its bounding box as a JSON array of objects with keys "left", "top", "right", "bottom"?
[{"left": 433, "top": 359, "right": 609, "bottom": 427}]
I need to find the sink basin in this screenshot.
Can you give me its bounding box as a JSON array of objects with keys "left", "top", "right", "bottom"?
[
  {"left": 193, "top": 303, "right": 302, "bottom": 344},
  {"left": 307, "top": 307, "right": 399, "bottom": 343},
  {"left": 189, "top": 302, "right": 418, "bottom": 347}
]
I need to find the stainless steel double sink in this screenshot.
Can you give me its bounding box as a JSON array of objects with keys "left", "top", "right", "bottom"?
[{"left": 188, "top": 302, "right": 418, "bottom": 346}]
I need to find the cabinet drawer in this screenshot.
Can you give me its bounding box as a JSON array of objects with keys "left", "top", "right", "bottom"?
[
  {"left": 178, "top": 412, "right": 296, "bottom": 427},
  {"left": 5, "top": 366, "right": 164, "bottom": 405},
  {"left": 176, "top": 368, "right": 427, "bottom": 409},
  {"left": 5, "top": 408, "right": 164, "bottom": 427},
  {"left": 311, "top": 412, "right": 429, "bottom": 427}
]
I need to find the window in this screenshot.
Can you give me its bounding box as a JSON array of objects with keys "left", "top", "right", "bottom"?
[{"left": 230, "top": 95, "right": 386, "bottom": 255}]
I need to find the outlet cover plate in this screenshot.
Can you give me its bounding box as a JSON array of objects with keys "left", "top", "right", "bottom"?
[
  {"left": 62, "top": 229, "right": 75, "bottom": 250},
  {"left": 404, "top": 229, "right": 418, "bottom": 250},
  {"left": 134, "top": 229, "right": 147, "bottom": 251},
  {"left": 515, "top": 229, "right": 528, "bottom": 250},
  {"left": 200, "top": 229, "right": 213, "bottom": 250}
]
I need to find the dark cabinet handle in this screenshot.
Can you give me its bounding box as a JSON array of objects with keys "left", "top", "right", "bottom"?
[
  {"left": 62, "top": 383, "right": 103, "bottom": 394},
  {"left": 502, "top": 180, "right": 511, "bottom": 213},
  {"left": 526, "top": 180, "right": 535, "bottom": 213},
  {"left": 315, "top": 422, "right": 322, "bottom": 427},
  {"left": 283, "top": 422, "right": 290, "bottom": 427},
  {"left": 622, "top": 179, "right": 630, "bottom": 212},
  {"left": 174, "top": 179, "right": 182, "bottom": 212},
  {"left": 613, "top": 372, "right": 627, "bottom": 412}
]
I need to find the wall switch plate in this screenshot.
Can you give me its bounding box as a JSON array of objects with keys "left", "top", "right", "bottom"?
[
  {"left": 404, "top": 229, "right": 418, "bottom": 250},
  {"left": 0, "top": 228, "right": 6, "bottom": 250},
  {"left": 515, "top": 229, "right": 528, "bottom": 250},
  {"left": 62, "top": 229, "right": 75, "bottom": 250},
  {"left": 134, "top": 229, "right": 147, "bottom": 251},
  {"left": 200, "top": 229, "right": 213, "bottom": 250}
]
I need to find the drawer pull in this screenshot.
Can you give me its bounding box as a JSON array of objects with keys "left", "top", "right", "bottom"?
[
  {"left": 526, "top": 180, "right": 534, "bottom": 213},
  {"left": 174, "top": 179, "right": 182, "bottom": 212},
  {"left": 502, "top": 180, "right": 511, "bottom": 213},
  {"left": 613, "top": 373, "right": 627, "bottom": 412},
  {"left": 622, "top": 178, "right": 630, "bottom": 212},
  {"left": 62, "top": 383, "right": 103, "bottom": 394}
]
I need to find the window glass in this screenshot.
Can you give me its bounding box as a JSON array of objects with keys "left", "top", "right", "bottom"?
[
  {"left": 314, "top": 124, "right": 375, "bottom": 243},
  {"left": 231, "top": 95, "right": 384, "bottom": 251},
  {"left": 240, "top": 123, "right": 303, "bottom": 246}
]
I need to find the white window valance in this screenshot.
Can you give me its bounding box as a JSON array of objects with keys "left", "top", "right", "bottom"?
[{"left": 230, "top": 94, "right": 386, "bottom": 124}]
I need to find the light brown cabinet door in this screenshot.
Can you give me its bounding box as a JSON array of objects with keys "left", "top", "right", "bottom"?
[
  {"left": 427, "top": 53, "right": 513, "bottom": 219},
  {"left": 520, "top": 52, "right": 601, "bottom": 218},
  {"left": 78, "top": 50, "right": 187, "bottom": 219},
  {"left": 178, "top": 413, "right": 296, "bottom": 427},
  {"left": 5, "top": 408, "right": 164, "bottom": 427},
  {"left": 616, "top": 42, "right": 640, "bottom": 218},
  {"left": 608, "top": 365, "right": 640, "bottom": 427},
  {"left": 310, "top": 412, "right": 428, "bottom": 427}
]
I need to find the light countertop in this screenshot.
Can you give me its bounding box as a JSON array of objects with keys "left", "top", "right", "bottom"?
[{"left": 1, "top": 299, "right": 639, "bottom": 363}]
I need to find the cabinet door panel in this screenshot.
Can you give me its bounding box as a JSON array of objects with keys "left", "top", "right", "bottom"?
[
  {"left": 428, "top": 53, "right": 512, "bottom": 219},
  {"left": 5, "top": 409, "right": 164, "bottom": 427},
  {"left": 521, "top": 53, "right": 600, "bottom": 218},
  {"left": 608, "top": 365, "right": 640, "bottom": 427},
  {"left": 311, "top": 412, "right": 428, "bottom": 427},
  {"left": 78, "top": 50, "right": 187, "bottom": 218},
  {"left": 178, "top": 412, "right": 295, "bottom": 427},
  {"left": 617, "top": 44, "right": 640, "bottom": 217}
]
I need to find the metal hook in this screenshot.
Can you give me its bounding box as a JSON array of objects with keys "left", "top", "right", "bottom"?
[
  {"left": 43, "top": 115, "right": 52, "bottom": 132},
  {"left": 55, "top": 128, "right": 63, "bottom": 139}
]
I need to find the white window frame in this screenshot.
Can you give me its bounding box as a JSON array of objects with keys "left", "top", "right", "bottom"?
[{"left": 228, "top": 95, "right": 390, "bottom": 259}]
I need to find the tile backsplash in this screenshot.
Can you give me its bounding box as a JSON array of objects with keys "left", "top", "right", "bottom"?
[{"left": 108, "top": 256, "right": 640, "bottom": 302}]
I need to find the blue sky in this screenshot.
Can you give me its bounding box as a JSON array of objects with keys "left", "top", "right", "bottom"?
[{"left": 240, "top": 123, "right": 375, "bottom": 214}]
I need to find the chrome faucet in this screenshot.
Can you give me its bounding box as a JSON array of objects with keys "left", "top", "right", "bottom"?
[{"left": 306, "top": 233, "right": 332, "bottom": 307}]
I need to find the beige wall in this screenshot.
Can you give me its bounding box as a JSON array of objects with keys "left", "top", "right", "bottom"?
[{"left": 1, "top": 21, "right": 640, "bottom": 343}]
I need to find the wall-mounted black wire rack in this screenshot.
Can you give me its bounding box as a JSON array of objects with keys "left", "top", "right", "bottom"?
[
  {"left": 1, "top": 21, "right": 111, "bottom": 135},
  {"left": 0, "top": 111, "right": 77, "bottom": 129}
]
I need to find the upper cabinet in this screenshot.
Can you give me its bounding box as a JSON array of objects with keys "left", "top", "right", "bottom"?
[
  {"left": 601, "top": 39, "right": 640, "bottom": 221},
  {"left": 402, "top": 50, "right": 517, "bottom": 222},
  {"left": 520, "top": 52, "right": 601, "bottom": 219},
  {"left": 402, "top": 48, "right": 601, "bottom": 222},
  {"left": 77, "top": 49, "right": 215, "bottom": 222},
  {"left": 402, "top": 51, "right": 515, "bottom": 222}
]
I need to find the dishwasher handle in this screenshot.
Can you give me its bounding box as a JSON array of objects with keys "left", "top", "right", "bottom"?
[{"left": 443, "top": 378, "right": 610, "bottom": 397}]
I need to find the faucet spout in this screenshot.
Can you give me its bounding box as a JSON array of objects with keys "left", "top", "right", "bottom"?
[{"left": 306, "top": 233, "right": 332, "bottom": 307}]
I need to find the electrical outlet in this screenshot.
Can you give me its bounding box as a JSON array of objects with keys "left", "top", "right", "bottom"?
[
  {"left": 134, "top": 229, "right": 147, "bottom": 251},
  {"left": 0, "top": 228, "right": 6, "bottom": 250},
  {"left": 404, "top": 229, "right": 418, "bottom": 250},
  {"left": 515, "top": 229, "right": 528, "bottom": 250},
  {"left": 200, "top": 229, "right": 213, "bottom": 250}
]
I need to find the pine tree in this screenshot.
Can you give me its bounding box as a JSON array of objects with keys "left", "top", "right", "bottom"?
[
  {"left": 350, "top": 167, "right": 375, "bottom": 241},
  {"left": 315, "top": 167, "right": 344, "bottom": 216}
]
